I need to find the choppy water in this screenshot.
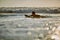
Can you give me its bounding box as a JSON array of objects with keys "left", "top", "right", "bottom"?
[{"left": 0, "top": 13, "right": 60, "bottom": 40}]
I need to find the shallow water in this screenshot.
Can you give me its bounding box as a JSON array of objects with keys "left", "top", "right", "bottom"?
[{"left": 0, "top": 13, "right": 60, "bottom": 40}]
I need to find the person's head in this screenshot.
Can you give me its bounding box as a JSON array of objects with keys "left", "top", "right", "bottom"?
[{"left": 32, "top": 11, "right": 35, "bottom": 15}]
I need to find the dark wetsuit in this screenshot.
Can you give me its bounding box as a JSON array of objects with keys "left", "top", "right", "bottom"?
[{"left": 30, "top": 15, "right": 40, "bottom": 18}]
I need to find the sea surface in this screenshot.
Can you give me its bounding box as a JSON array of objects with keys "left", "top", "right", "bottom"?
[{"left": 0, "top": 13, "right": 60, "bottom": 40}]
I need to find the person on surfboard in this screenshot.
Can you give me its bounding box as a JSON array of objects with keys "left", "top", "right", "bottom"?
[
  {"left": 25, "top": 11, "right": 40, "bottom": 18},
  {"left": 25, "top": 11, "right": 46, "bottom": 18}
]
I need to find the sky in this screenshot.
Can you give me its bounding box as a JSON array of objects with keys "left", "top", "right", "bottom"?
[{"left": 0, "top": 0, "right": 60, "bottom": 7}]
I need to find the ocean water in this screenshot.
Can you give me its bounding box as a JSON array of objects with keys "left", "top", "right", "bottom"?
[{"left": 0, "top": 13, "right": 60, "bottom": 40}]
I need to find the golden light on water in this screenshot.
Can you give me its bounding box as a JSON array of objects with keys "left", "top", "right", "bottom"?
[{"left": 52, "top": 27, "right": 56, "bottom": 31}]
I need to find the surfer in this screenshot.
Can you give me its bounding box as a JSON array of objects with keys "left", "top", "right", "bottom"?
[
  {"left": 31, "top": 11, "right": 40, "bottom": 17},
  {"left": 25, "top": 11, "right": 47, "bottom": 18},
  {"left": 25, "top": 11, "right": 40, "bottom": 18}
]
